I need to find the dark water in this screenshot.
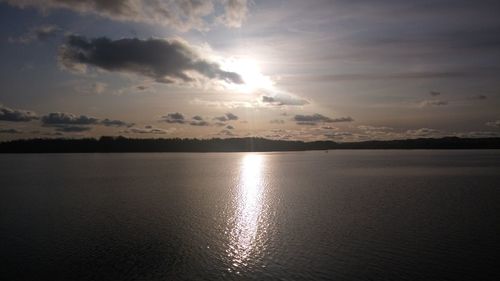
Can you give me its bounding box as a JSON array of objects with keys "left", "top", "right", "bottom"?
[{"left": 1, "top": 151, "right": 500, "bottom": 280}]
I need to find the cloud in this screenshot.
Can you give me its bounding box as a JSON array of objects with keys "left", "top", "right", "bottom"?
[
  {"left": 0, "top": 104, "right": 38, "bottom": 122},
  {"left": 0, "top": 128, "right": 23, "bottom": 134},
  {"left": 358, "top": 125, "right": 393, "bottom": 131},
  {"left": 294, "top": 114, "right": 354, "bottom": 125},
  {"left": 486, "top": 120, "right": 500, "bottom": 128},
  {"left": 190, "top": 120, "right": 210, "bottom": 126},
  {"left": 270, "top": 119, "right": 285, "bottom": 124},
  {"left": 405, "top": 128, "right": 442, "bottom": 137},
  {"left": 226, "top": 125, "right": 234, "bottom": 130},
  {"left": 261, "top": 94, "right": 309, "bottom": 106},
  {"left": 54, "top": 125, "right": 92, "bottom": 132},
  {"left": 218, "top": 0, "right": 248, "bottom": 28},
  {"left": 420, "top": 99, "right": 448, "bottom": 107},
  {"left": 40, "top": 112, "right": 133, "bottom": 133},
  {"left": 41, "top": 112, "right": 99, "bottom": 125},
  {"left": 467, "top": 94, "right": 487, "bottom": 100},
  {"left": 58, "top": 35, "right": 243, "bottom": 85},
  {"left": 161, "top": 112, "right": 186, "bottom": 124},
  {"left": 100, "top": 118, "right": 134, "bottom": 127},
  {"left": 214, "top": 112, "right": 238, "bottom": 122},
  {"left": 218, "top": 129, "right": 235, "bottom": 136},
  {"left": 4, "top": 0, "right": 248, "bottom": 31},
  {"left": 456, "top": 131, "right": 500, "bottom": 138},
  {"left": 430, "top": 91, "right": 441, "bottom": 96},
  {"left": 122, "top": 125, "right": 169, "bottom": 134},
  {"left": 9, "top": 24, "right": 60, "bottom": 44}
]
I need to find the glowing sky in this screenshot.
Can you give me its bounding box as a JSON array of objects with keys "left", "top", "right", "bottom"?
[{"left": 1, "top": 0, "right": 499, "bottom": 141}]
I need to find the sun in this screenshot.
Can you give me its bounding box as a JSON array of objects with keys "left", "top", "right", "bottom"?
[{"left": 222, "top": 58, "right": 274, "bottom": 93}]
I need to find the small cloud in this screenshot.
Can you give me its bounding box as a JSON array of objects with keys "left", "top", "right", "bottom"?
[
  {"left": 270, "top": 119, "right": 285, "bottom": 124},
  {"left": 358, "top": 125, "right": 393, "bottom": 131},
  {"left": 405, "top": 128, "right": 441, "bottom": 137},
  {"left": 0, "top": 104, "right": 38, "bottom": 122},
  {"left": 429, "top": 91, "right": 441, "bottom": 96},
  {"left": 190, "top": 120, "right": 210, "bottom": 126},
  {"left": 294, "top": 114, "right": 353, "bottom": 125},
  {"left": 122, "top": 125, "right": 169, "bottom": 134},
  {"left": 161, "top": 112, "right": 186, "bottom": 124},
  {"left": 218, "top": 129, "right": 235, "bottom": 136},
  {"left": 214, "top": 112, "right": 238, "bottom": 122},
  {"left": 467, "top": 94, "right": 487, "bottom": 100},
  {"left": 226, "top": 125, "right": 234, "bottom": 130},
  {"left": 54, "top": 125, "right": 91, "bottom": 132},
  {"left": 420, "top": 99, "right": 448, "bottom": 107},
  {"left": 261, "top": 94, "right": 309, "bottom": 106},
  {"left": 100, "top": 118, "right": 134, "bottom": 127}
]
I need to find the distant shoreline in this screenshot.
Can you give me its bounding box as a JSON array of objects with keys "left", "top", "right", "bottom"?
[{"left": 1, "top": 136, "right": 499, "bottom": 153}]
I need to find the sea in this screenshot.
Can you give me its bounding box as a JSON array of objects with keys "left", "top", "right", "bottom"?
[{"left": 1, "top": 150, "right": 499, "bottom": 280}]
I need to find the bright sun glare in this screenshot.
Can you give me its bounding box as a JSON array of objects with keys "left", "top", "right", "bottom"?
[{"left": 223, "top": 58, "right": 274, "bottom": 93}]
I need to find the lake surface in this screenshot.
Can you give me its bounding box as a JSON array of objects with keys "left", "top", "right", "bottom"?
[{"left": 1, "top": 150, "right": 500, "bottom": 280}]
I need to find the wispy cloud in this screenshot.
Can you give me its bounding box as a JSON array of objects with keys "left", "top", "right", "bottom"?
[{"left": 4, "top": 0, "right": 248, "bottom": 31}]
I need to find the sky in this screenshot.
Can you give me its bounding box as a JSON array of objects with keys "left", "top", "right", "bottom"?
[{"left": 0, "top": 0, "right": 499, "bottom": 141}]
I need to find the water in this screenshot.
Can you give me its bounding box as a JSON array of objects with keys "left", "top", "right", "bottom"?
[{"left": 1, "top": 150, "right": 499, "bottom": 280}]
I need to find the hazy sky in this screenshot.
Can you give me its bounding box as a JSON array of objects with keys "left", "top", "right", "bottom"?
[{"left": 1, "top": 0, "right": 499, "bottom": 141}]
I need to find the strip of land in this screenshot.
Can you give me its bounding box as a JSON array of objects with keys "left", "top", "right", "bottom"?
[{"left": 0, "top": 137, "right": 499, "bottom": 153}]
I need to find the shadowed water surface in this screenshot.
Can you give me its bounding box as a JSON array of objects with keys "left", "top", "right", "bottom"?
[{"left": 1, "top": 150, "right": 500, "bottom": 280}]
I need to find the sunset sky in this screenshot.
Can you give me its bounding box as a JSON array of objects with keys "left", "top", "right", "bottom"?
[{"left": 1, "top": 0, "right": 499, "bottom": 141}]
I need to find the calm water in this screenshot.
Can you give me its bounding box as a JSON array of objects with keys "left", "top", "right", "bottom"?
[{"left": 1, "top": 151, "right": 500, "bottom": 280}]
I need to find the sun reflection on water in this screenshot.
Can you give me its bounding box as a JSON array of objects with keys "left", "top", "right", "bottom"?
[{"left": 226, "top": 154, "right": 268, "bottom": 272}]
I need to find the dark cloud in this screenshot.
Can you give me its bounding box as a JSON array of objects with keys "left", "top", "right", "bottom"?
[
  {"left": 226, "top": 125, "right": 234, "bottom": 130},
  {"left": 161, "top": 112, "right": 186, "bottom": 124},
  {"left": 4, "top": 0, "right": 248, "bottom": 31},
  {"left": 100, "top": 118, "right": 134, "bottom": 127},
  {"left": 430, "top": 91, "right": 441, "bottom": 96},
  {"left": 192, "top": 115, "right": 204, "bottom": 121},
  {"left": 40, "top": 112, "right": 133, "bottom": 133},
  {"left": 0, "top": 128, "right": 23, "bottom": 134},
  {"left": 54, "top": 125, "right": 92, "bottom": 132},
  {"left": 9, "top": 24, "right": 60, "bottom": 44},
  {"left": 214, "top": 112, "right": 238, "bottom": 122},
  {"left": 225, "top": 112, "right": 238, "bottom": 120},
  {"left": 294, "top": 114, "right": 354, "bottom": 125},
  {"left": 486, "top": 120, "right": 500, "bottom": 128},
  {"left": 0, "top": 104, "right": 38, "bottom": 122},
  {"left": 123, "top": 126, "right": 168, "bottom": 134},
  {"left": 136, "top": 85, "right": 148, "bottom": 90},
  {"left": 58, "top": 35, "right": 243, "bottom": 85},
  {"left": 41, "top": 112, "right": 99, "bottom": 125}
]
